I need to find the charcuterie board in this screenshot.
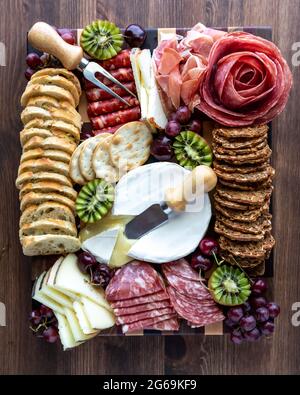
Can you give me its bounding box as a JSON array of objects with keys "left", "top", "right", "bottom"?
[{"left": 21, "top": 21, "right": 289, "bottom": 348}]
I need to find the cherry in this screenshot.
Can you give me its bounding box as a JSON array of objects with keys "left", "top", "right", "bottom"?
[
  {"left": 78, "top": 251, "right": 98, "bottom": 273},
  {"left": 42, "top": 326, "right": 59, "bottom": 343},
  {"left": 150, "top": 135, "right": 173, "bottom": 161},
  {"left": 190, "top": 253, "right": 212, "bottom": 271},
  {"left": 25, "top": 67, "right": 35, "bottom": 80},
  {"left": 124, "top": 24, "right": 146, "bottom": 48},
  {"left": 26, "top": 53, "right": 43, "bottom": 69},
  {"left": 30, "top": 309, "right": 43, "bottom": 326},
  {"left": 39, "top": 305, "right": 54, "bottom": 319},
  {"left": 91, "top": 264, "right": 112, "bottom": 288},
  {"left": 251, "top": 278, "right": 268, "bottom": 295},
  {"left": 199, "top": 237, "right": 219, "bottom": 257}
]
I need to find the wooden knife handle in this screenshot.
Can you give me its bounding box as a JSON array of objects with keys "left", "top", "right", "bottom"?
[
  {"left": 165, "top": 165, "right": 217, "bottom": 212},
  {"left": 28, "top": 22, "right": 83, "bottom": 70}
]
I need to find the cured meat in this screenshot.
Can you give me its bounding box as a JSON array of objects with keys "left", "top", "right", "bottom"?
[
  {"left": 110, "top": 290, "right": 170, "bottom": 309},
  {"left": 105, "top": 261, "right": 165, "bottom": 302},
  {"left": 100, "top": 49, "right": 131, "bottom": 70},
  {"left": 187, "top": 314, "right": 225, "bottom": 328},
  {"left": 162, "top": 259, "right": 200, "bottom": 281},
  {"left": 84, "top": 67, "right": 134, "bottom": 90},
  {"left": 85, "top": 82, "right": 137, "bottom": 102},
  {"left": 122, "top": 313, "right": 177, "bottom": 333},
  {"left": 93, "top": 123, "right": 127, "bottom": 135},
  {"left": 116, "top": 307, "right": 174, "bottom": 325},
  {"left": 197, "top": 32, "right": 293, "bottom": 126},
  {"left": 168, "top": 286, "right": 224, "bottom": 326},
  {"left": 91, "top": 106, "right": 141, "bottom": 130},
  {"left": 113, "top": 299, "right": 171, "bottom": 316},
  {"left": 163, "top": 271, "right": 211, "bottom": 299},
  {"left": 146, "top": 317, "right": 180, "bottom": 331},
  {"left": 87, "top": 96, "right": 140, "bottom": 117},
  {"left": 170, "top": 286, "right": 216, "bottom": 307}
]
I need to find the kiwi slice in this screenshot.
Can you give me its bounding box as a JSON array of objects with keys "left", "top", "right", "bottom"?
[
  {"left": 76, "top": 179, "right": 115, "bottom": 223},
  {"left": 80, "top": 20, "right": 123, "bottom": 60},
  {"left": 208, "top": 265, "right": 251, "bottom": 306},
  {"left": 173, "top": 131, "right": 213, "bottom": 169}
]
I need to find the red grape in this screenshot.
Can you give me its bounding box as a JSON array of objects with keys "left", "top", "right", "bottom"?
[
  {"left": 230, "top": 332, "right": 244, "bottom": 344},
  {"left": 43, "top": 326, "right": 59, "bottom": 343},
  {"left": 165, "top": 120, "right": 181, "bottom": 137},
  {"left": 175, "top": 106, "right": 191, "bottom": 124},
  {"left": 255, "top": 307, "right": 270, "bottom": 323},
  {"left": 150, "top": 135, "right": 173, "bottom": 161},
  {"left": 78, "top": 251, "right": 97, "bottom": 273},
  {"left": 91, "top": 264, "right": 112, "bottom": 288},
  {"left": 251, "top": 278, "right": 268, "bottom": 295},
  {"left": 227, "top": 307, "right": 244, "bottom": 323},
  {"left": 224, "top": 318, "right": 237, "bottom": 329},
  {"left": 250, "top": 296, "right": 267, "bottom": 310},
  {"left": 240, "top": 315, "right": 256, "bottom": 332},
  {"left": 39, "top": 305, "right": 54, "bottom": 319},
  {"left": 124, "top": 24, "right": 146, "bottom": 48},
  {"left": 168, "top": 113, "right": 178, "bottom": 121},
  {"left": 242, "top": 301, "right": 251, "bottom": 313},
  {"left": 260, "top": 320, "right": 275, "bottom": 335},
  {"left": 189, "top": 119, "right": 202, "bottom": 133},
  {"left": 199, "top": 237, "right": 219, "bottom": 256},
  {"left": 266, "top": 302, "right": 280, "bottom": 318},
  {"left": 61, "top": 32, "right": 76, "bottom": 45},
  {"left": 26, "top": 52, "right": 43, "bottom": 69},
  {"left": 190, "top": 253, "right": 212, "bottom": 271},
  {"left": 30, "top": 309, "right": 42, "bottom": 326},
  {"left": 25, "top": 67, "right": 35, "bottom": 80},
  {"left": 244, "top": 327, "right": 261, "bottom": 342},
  {"left": 58, "top": 28, "right": 72, "bottom": 36}
]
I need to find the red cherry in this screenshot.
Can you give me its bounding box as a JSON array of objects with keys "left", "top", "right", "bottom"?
[
  {"left": 25, "top": 67, "right": 35, "bottom": 80},
  {"left": 39, "top": 305, "right": 54, "bottom": 319},
  {"left": 78, "top": 251, "right": 98, "bottom": 273},
  {"left": 61, "top": 32, "right": 75, "bottom": 45},
  {"left": 30, "top": 309, "right": 43, "bottom": 326},
  {"left": 43, "top": 326, "right": 59, "bottom": 343},
  {"left": 199, "top": 237, "right": 219, "bottom": 256},
  {"left": 190, "top": 253, "right": 212, "bottom": 271},
  {"left": 26, "top": 53, "right": 43, "bottom": 69}
]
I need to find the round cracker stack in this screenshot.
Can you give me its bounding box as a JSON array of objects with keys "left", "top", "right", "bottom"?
[
  {"left": 212, "top": 124, "right": 275, "bottom": 275},
  {"left": 16, "top": 68, "right": 82, "bottom": 256}
]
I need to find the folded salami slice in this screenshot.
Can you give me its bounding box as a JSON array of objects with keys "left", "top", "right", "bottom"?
[
  {"left": 84, "top": 67, "right": 134, "bottom": 90},
  {"left": 170, "top": 286, "right": 216, "bottom": 307},
  {"left": 162, "top": 259, "right": 200, "bottom": 282},
  {"left": 187, "top": 313, "right": 225, "bottom": 328},
  {"left": 105, "top": 261, "right": 165, "bottom": 301},
  {"left": 116, "top": 307, "right": 174, "bottom": 325},
  {"left": 110, "top": 290, "right": 170, "bottom": 309},
  {"left": 91, "top": 106, "right": 141, "bottom": 130},
  {"left": 100, "top": 49, "right": 131, "bottom": 70},
  {"left": 93, "top": 124, "right": 127, "bottom": 136},
  {"left": 114, "top": 299, "right": 171, "bottom": 316},
  {"left": 146, "top": 317, "right": 180, "bottom": 331},
  {"left": 164, "top": 271, "right": 211, "bottom": 299},
  {"left": 122, "top": 313, "right": 177, "bottom": 333},
  {"left": 87, "top": 96, "right": 140, "bottom": 117},
  {"left": 86, "top": 82, "right": 137, "bottom": 102}
]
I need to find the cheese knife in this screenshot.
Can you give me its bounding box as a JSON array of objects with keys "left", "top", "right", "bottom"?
[
  {"left": 28, "top": 22, "right": 136, "bottom": 106},
  {"left": 125, "top": 166, "right": 217, "bottom": 239}
]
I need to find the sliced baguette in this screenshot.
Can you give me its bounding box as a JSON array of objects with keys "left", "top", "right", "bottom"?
[
  {"left": 20, "top": 148, "right": 71, "bottom": 164},
  {"left": 21, "top": 84, "right": 76, "bottom": 108},
  {"left": 18, "top": 158, "right": 70, "bottom": 178},
  {"left": 23, "top": 136, "right": 76, "bottom": 156},
  {"left": 20, "top": 181, "right": 77, "bottom": 201},
  {"left": 24, "top": 119, "right": 80, "bottom": 143},
  {"left": 21, "top": 234, "right": 81, "bottom": 256},
  {"left": 20, "top": 192, "right": 75, "bottom": 212},
  {"left": 20, "top": 219, "right": 77, "bottom": 238},
  {"left": 20, "top": 202, "right": 75, "bottom": 227},
  {"left": 16, "top": 171, "right": 72, "bottom": 189}
]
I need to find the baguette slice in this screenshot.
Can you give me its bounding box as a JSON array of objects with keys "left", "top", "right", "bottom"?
[
  {"left": 19, "top": 181, "right": 77, "bottom": 201},
  {"left": 20, "top": 148, "right": 71, "bottom": 164},
  {"left": 20, "top": 192, "right": 75, "bottom": 212},
  {"left": 21, "top": 84, "right": 76, "bottom": 108},
  {"left": 18, "top": 158, "right": 70, "bottom": 178},
  {"left": 21, "top": 235, "right": 81, "bottom": 256},
  {"left": 20, "top": 219, "right": 77, "bottom": 238},
  {"left": 20, "top": 202, "right": 75, "bottom": 227},
  {"left": 16, "top": 171, "right": 72, "bottom": 189},
  {"left": 23, "top": 136, "right": 76, "bottom": 156}
]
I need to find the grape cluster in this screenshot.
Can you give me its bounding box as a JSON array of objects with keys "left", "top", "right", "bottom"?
[
  {"left": 25, "top": 27, "right": 76, "bottom": 80},
  {"left": 30, "top": 304, "right": 59, "bottom": 343},
  {"left": 150, "top": 105, "right": 202, "bottom": 161},
  {"left": 190, "top": 237, "right": 219, "bottom": 272},
  {"left": 225, "top": 278, "right": 280, "bottom": 344},
  {"left": 78, "top": 251, "right": 112, "bottom": 289}
]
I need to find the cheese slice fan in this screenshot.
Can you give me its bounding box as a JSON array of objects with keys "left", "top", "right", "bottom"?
[
  {"left": 125, "top": 166, "right": 207, "bottom": 240},
  {"left": 28, "top": 22, "right": 135, "bottom": 105}
]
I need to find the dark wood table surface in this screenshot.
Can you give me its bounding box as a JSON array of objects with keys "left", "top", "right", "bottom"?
[{"left": 1, "top": 0, "right": 300, "bottom": 375}]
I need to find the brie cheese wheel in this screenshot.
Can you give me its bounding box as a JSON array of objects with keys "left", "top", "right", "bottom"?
[{"left": 114, "top": 162, "right": 212, "bottom": 263}]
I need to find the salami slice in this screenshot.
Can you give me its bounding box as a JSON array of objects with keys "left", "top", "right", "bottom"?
[
  {"left": 116, "top": 307, "right": 174, "bottom": 325},
  {"left": 105, "top": 261, "right": 165, "bottom": 302},
  {"left": 187, "top": 313, "right": 225, "bottom": 328},
  {"left": 162, "top": 259, "right": 200, "bottom": 282},
  {"left": 170, "top": 286, "right": 216, "bottom": 307},
  {"left": 110, "top": 290, "right": 170, "bottom": 309},
  {"left": 87, "top": 96, "right": 140, "bottom": 117},
  {"left": 164, "top": 271, "right": 211, "bottom": 299},
  {"left": 84, "top": 67, "right": 134, "bottom": 90},
  {"left": 122, "top": 313, "right": 177, "bottom": 333},
  {"left": 114, "top": 299, "right": 171, "bottom": 316},
  {"left": 100, "top": 49, "right": 131, "bottom": 70},
  {"left": 93, "top": 124, "right": 127, "bottom": 135},
  {"left": 86, "top": 82, "right": 137, "bottom": 102},
  {"left": 91, "top": 106, "right": 141, "bottom": 130},
  {"left": 146, "top": 317, "right": 180, "bottom": 331}
]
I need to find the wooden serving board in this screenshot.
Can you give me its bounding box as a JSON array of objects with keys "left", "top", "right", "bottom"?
[{"left": 28, "top": 26, "right": 273, "bottom": 337}]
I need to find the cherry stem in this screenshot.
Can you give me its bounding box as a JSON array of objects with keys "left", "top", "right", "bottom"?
[{"left": 198, "top": 269, "right": 210, "bottom": 291}]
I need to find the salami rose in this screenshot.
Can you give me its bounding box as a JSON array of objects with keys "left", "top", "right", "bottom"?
[{"left": 198, "top": 32, "right": 293, "bottom": 126}]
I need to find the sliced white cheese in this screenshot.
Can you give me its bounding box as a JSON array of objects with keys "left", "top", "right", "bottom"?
[
  {"left": 81, "top": 227, "right": 120, "bottom": 265},
  {"left": 54, "top": 312, "right": 80, "bottom": 350},
  {"left": 130, "top": 48, "right": 142, "bottom": 101},
  {"left": 113, "top": 162, "right": 212, "bottom": 263},
  {"left": 147, "top": 77, "right": 168, "bottom": 129},
  {"left": 81, "top": 297, "right": 115, "bottom": 330},
  {"left": 63, "top": 306, "right": 99, "bottom": 342},
  {"left": 41, "top": 271, "right": 74, "bottom": 308},
  {"left": 32, "top": 272, "right": 65, "bottom": 314},
  {"left": 53, "top": 254, "right": 112, "bottom": 312},
  {"left": 109, "top": 226, "right": 134, "bottom": 268},
  {"left": 137, "top": 49, "right": 153, "bottom": 91},
  {"left": 73, "top": 301, "right": 99, "bottom": 335},
  {"left": 47, "top": 257, "right": 79, "bottom": 300}
]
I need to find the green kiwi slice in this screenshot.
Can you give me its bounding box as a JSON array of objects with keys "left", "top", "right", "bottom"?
[
  {"left": 80, "top": 20, "right": 123, "bottom": 60},
  {"left": 173, "top": 131, "right": 213, "bottom": 170},
  {"left": 76, "top": 179, "right": 115, "bottom": 223},
  {"left": 208, "top": 265, "right": 251, "bottom": 306}
]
